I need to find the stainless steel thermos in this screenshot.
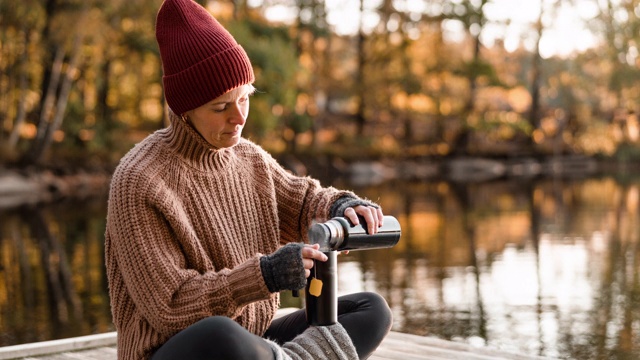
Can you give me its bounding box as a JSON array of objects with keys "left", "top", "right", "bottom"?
[
  {"left": 304, "top": 215, "right": 401, "bottom": 325},
  {"left": 307, "top": 215, "right": 402, "bottom": 252}
]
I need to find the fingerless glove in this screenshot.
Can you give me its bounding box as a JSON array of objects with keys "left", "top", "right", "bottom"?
[
  {"left": 329, "top": 195, "right": 379, "bottom": 218},
  {"left": 260, "top": 243, "right": 306, "bottom": 293}
]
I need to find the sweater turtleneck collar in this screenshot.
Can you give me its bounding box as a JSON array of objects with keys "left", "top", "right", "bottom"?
[{"left": 158, "top": 110, "right": 236, "bottom": 172}]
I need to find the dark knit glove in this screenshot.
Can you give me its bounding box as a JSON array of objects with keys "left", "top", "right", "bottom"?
[
  {"left": 329, "top": 195, "right": 379, "bottom": 218},
  {"left": 260, "top": 243, "right": 306, "bottom": 293}
]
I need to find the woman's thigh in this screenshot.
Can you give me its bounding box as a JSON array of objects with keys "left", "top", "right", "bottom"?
[{"left": 152, "top": 316, "right": 273, "bottom": 360}]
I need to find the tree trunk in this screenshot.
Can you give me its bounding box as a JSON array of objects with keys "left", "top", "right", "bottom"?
[
  {"left": 40, "top": 38, "right": 83, "bottom": 159},
  {"left": 22, "top": 47, "right": 65, "bottom": 164},
  {"left": 454, "top": 0, "right": 488, "bottom": 155},
  {"left": 24, "top": 33, "right": 83, "bottom": 164},
  {"left": 529, "top": 1, "right": 544, "bottom": 133},
  {"left": 355, "top": 0, "right": 366, "bottom": 137},
  {"left": 96, "top": 58, "right": 113, "bottom": 149},
  {"left": 8, "top": 29, "right": 30, "bottom": 150},
  {"left": 464, "top": 34, "right": 482, "bottom": 115},
  {"left": 23, "top": 0, "right": 59, "bottom": 163}
]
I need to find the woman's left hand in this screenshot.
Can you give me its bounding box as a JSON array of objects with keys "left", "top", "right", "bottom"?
[{"left": 344, "top": 205, "right": 384, "bottom": 235}]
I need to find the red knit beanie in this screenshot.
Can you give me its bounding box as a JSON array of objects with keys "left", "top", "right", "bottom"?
[{"left": 155, "top": 0, "right": 255, "bottom": 115}]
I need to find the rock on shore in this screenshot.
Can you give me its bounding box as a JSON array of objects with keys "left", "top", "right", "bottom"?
[{"left": 0, "top": 169, "right": 111, "bottom": 209}]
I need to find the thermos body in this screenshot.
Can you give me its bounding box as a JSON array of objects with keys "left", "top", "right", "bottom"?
[{"left": 305, "top": 251, "right": 337, "bottom": 326}]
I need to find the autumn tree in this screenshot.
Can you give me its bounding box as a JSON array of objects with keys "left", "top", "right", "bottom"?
[
  {"left": 448, "top": 0, "right": 496, "bottom": 155},
  {"left": 0, "top": 0, "right": 162, "bottom": 167}
]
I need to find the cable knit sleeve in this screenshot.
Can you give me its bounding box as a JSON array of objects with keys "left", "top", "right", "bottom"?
[
  {"left": 106, "top": 163, "right": 271, "bottom": 336},
  {"left": 250, "top": 145, "right": 371, "bottom": 244}
]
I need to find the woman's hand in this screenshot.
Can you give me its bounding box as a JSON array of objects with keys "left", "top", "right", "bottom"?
[
  {"left": 301, "top": 243, "right": 328, "bottom": 278},
  {"left": 344, "top": 205, "right": 384, "bottom": 234}
]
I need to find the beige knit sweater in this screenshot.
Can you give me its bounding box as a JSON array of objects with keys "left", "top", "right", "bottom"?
[{"left": 105, "top": 112, "right": 356, "bottom": 359}]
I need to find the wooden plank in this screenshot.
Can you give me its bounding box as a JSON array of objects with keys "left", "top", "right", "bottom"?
[
  {"left": 1, "top": 308, "right": 301, "bottom": 360},
  {"left": 2, "top": 331, "right": 557, "bottom": 360},
  {"left": 374, "top": 337, "right": 500, "bottom": 360},
  {"left": 381, "top": 332, "right": 551, "bottom": 360},
  {"left": 0, "top": 333, "right": 117, "bottom": 360}
]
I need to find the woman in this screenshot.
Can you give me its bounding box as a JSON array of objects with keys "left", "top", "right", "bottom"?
[{"left": 104, "top": 0, "right": 392, "bottom": 359}]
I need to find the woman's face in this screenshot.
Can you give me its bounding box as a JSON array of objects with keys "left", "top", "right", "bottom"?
[{"left": 184, "top": 84, "right": 254, "bottom": 149}]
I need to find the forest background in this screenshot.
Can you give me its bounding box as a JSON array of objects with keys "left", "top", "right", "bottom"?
[{"left": 2, "top": 0, "right": 640, "bottom": 180}]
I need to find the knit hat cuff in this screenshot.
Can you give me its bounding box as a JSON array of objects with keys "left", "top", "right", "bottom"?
[{"left": 162, "top": 44, "right": 255, "bottom": 115}]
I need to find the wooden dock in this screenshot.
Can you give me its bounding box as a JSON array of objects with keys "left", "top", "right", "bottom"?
[
  {"left": 0, "top": 330, "right": 556, "bottom": 360},
  {"left": 0, "top": 309, "right": 556, "bottom": 360}
]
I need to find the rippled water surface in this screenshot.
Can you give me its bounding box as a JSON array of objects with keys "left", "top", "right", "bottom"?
[{"left": 2, "top": 176, "right": 640, "bottom": 359}]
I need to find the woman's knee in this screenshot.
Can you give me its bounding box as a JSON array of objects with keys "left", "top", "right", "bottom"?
[
  {"left": 363, "top": 292, "right": 393, "bottom": 329},
  {"left": 362, "top": 291, "right": 390, "bottom": 309},
  {"left": 184, "top": 317, "right": 248, "bottom": 353},
  {"left": 191, "top": 316, "right": 243, "bottom": 338},
  {"left": 196, "top": 317, "right": 265, "bottom": 352},
  {"left": 338, "top": 292, "right": 393, "bottom": 336},
  {"left": 342, "top": 292, "right": 393, "bottom": 325}
]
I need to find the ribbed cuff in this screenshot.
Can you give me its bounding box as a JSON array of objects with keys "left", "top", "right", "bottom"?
[{"left": 226, "top": 256, "right": 271, "bottom": 305}]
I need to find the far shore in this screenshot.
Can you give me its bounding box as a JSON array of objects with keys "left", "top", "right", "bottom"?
[{"left": 0, "top": 153, "right": 630, "bottom": 210}]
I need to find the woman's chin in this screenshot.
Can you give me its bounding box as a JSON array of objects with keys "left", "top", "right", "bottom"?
[{"left": 213, "top": 137, "right": 241, "bottom": 149}]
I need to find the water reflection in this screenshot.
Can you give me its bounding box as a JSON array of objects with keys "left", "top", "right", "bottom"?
[
  {"left": 1, "top": 177, "right": 640, "bottom": 359},
  {"left": 337, "top": 177, "right": 640, "bottom": 360},
  {"left": 0, "top": 198, "right": 113, "bottom": 346}
]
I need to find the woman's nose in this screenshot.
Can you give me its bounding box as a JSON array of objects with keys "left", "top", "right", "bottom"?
[{"left": 228, "top": 103, "right": 247, "bottom": 125}]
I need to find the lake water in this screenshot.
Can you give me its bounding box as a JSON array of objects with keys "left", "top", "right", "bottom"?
[{"left": 1, "top": 175, "right": 639, "bottom": 359}]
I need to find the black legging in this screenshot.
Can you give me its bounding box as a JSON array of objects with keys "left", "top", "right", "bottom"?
[{"left": 151, "top": 292, "right": 392, "bottom": 360}]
